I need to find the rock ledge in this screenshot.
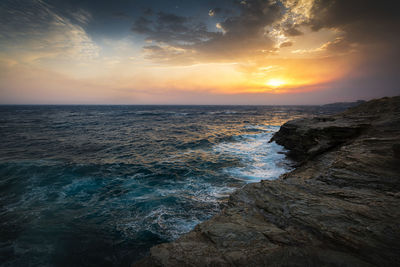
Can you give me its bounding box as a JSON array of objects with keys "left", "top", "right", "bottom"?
[{"left": 134, "top": 96, "right": 400, "bottom": 266}]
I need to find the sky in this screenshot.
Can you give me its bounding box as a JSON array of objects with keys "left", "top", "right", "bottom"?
[{"left": 0, "top": 0, "right": 399, "bottom": 104}]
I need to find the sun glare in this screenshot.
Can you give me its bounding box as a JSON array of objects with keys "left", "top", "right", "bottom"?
[{"left": 266, "top": 78, "right": 286, "bottom": 87}]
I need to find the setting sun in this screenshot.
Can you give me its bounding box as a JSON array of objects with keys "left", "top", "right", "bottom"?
[{"left": 266, "top": 78, "right": 286, "bottom": 87}]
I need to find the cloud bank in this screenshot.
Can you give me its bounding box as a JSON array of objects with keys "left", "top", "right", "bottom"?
[{"left": 0, "top": 0, "right": 399, "bottom": 104}]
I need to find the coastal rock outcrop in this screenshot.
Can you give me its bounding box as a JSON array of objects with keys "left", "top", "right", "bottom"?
[{"left": 134, "top": 96, "right": 400, "bottom": 266}]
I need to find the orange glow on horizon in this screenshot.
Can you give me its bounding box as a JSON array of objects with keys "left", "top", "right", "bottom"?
[{"left": 0, "top": 34, "right": 359, "bottom": 104}]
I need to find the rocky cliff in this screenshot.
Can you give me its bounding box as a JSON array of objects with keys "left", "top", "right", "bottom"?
[{"left": 134, "top": 96, "right": 400, "bottom": 266}]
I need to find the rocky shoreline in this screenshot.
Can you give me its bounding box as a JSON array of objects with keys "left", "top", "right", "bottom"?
[{"left": 134, "top": 96, "right": 400, "bottom": 266}]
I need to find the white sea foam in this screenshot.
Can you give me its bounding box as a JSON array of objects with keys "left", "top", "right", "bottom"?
[{"left": 213, "top": 125, "right": 292, "bottom": 182}]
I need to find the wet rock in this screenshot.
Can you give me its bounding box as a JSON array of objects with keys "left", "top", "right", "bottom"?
[
  {"left": 393, "top": 144, "right": 400, "bottom": 158},
  {"left": 269, "top": 118, "right": 369, "bottom": 162},
  {"left": 133, "top": 96, "right": 400, "bottom": 267}
]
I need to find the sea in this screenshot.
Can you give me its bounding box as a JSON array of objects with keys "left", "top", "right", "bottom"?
[{"left": 0, "top": 105, "right": 336, "bottom": 266}]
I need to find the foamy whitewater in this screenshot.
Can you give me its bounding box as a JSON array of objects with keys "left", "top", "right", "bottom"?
[{"left": 0, "top": 105, "right": 323, "bottom": 266}]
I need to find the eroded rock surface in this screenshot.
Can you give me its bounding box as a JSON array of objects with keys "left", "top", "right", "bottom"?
[{"left": 134, "top": 96, "right": 400, "bottom": 267}]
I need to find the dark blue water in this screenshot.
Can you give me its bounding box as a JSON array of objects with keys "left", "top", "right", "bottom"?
[{"left": 0, "top": 105, "right": 323, "bottom": 266}]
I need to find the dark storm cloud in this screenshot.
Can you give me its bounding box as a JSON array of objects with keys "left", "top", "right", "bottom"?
[
  {"left": 132, "top": 12, "right": 214, "bottom": 45},
  {"left": 217, "top": 0, "right": 281, "bottom": 35},
  {"left": 132, "top": 0, "right": 284, "bottom": 63},
  {"left": 157, "top": 12, "right": 187, "bottom": 25},
  {"left": 279, "top": 41, "right": 292, "bottom": 48},
  {"left": 283, "top": 26, "right": 303, "bottom": 36},
  {"left": 132, "top": 11, "right": 211, "bottom": 45},
  {"left": 306, "top": 0, "right": 400, "bottom": 97},
  {"left": 308, "top": 0, "right": 400, "bottom": 47},
  {"left": 131, "top": 16, "right": 153, "bottom": 34}
]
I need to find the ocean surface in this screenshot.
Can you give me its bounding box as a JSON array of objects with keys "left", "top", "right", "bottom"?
[{"left": 0, "top": 105, "right": 329, "bottom": 266}]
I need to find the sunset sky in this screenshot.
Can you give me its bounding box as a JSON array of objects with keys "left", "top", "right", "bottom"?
[{"left": 0, "top": 0, "right": 399, "bottom": 104}]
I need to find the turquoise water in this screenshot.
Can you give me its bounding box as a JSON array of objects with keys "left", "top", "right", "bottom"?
[{"left": 0, "top": 105, "right": 322, "bottom": 266}]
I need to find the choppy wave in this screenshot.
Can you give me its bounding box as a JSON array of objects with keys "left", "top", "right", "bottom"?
[
  {"left": 0, "top": 105, "right": 316, "bottom": 266},
  {"left": 213, "top": 125, "right": 292, "bottom": 182}
]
